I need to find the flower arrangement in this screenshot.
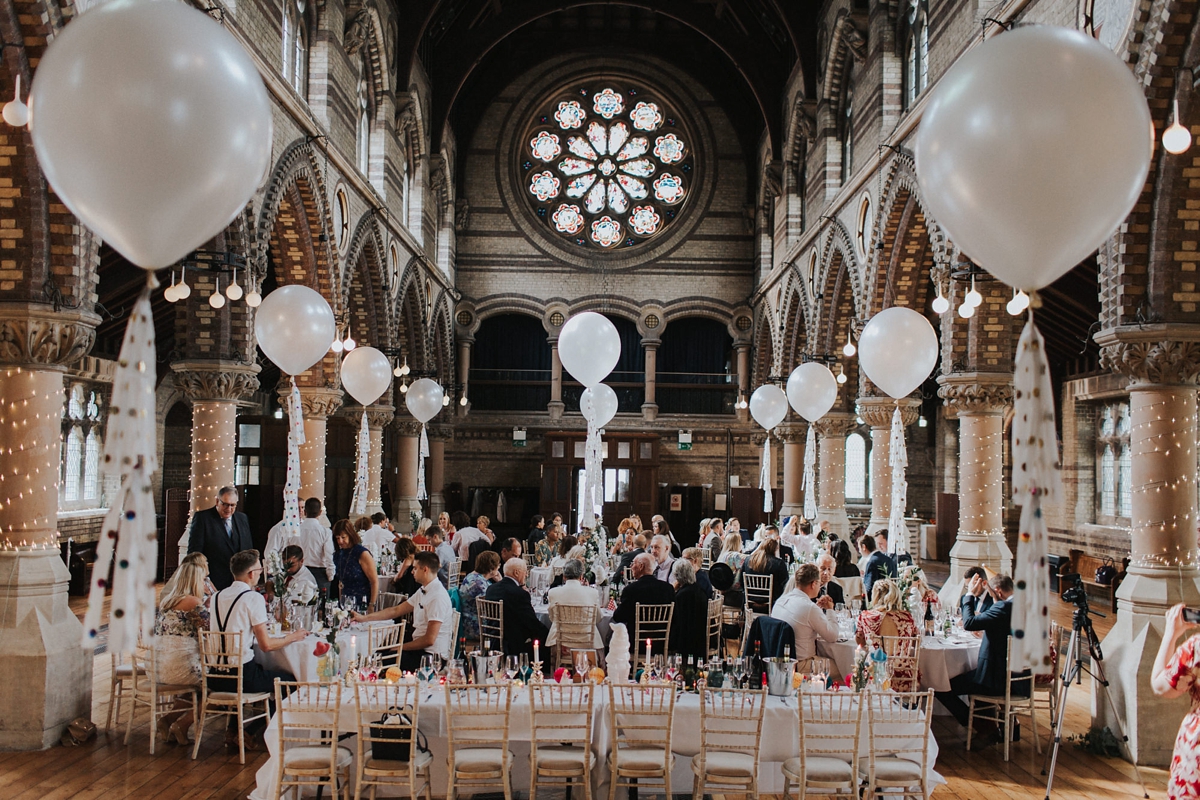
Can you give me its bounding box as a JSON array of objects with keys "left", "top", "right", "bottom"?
[
  {"left": 851, "top": 646, "right": 872, "bottom": 692},
  {"left": 409, "top": 511, "right": 421, "bottom": 534},
  {"left": 897, "top": 565, "right": 938, "bottom": 614},
  {"left": 326, "top": 606, "right": 352, "bottom": 643}
]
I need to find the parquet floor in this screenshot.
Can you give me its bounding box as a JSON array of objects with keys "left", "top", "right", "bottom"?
[{"left": 0, "top": 577, "right": 1170, "bottom": 799}]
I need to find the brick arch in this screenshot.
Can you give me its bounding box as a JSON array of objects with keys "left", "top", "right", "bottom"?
[
  {"left": 430, "top": 303, "right": 454, "bottom": 386},
  {"left": 474, "top": 294, "right": 555, "bottom": 323},
  {"left": 819, "top": 247, "right": 862, "bottom": 410},
  {"left": 867, "top": 153, "right": 946, "bottom": 318},
  {"left": 780, "top": 286, "right": 807, "bottom": 372},
  {"left": 565, "top": 299, "right": 642, "bottom": 326},
  {"left": 752, "top": 309, "right": 777, "bottom": 387},
  {"left": 658, "top": 299, "right": 736, "bottom": 335},
  {"left": 394, "top": 262, "right": 429, "bottom": 372},
  {"left": 815, "top": 221, "right": 865, "bottom": 342},
  {"left": 821, "top": 11, "right": 863, "bottom": 106},
  {"left": 255, "top": 139, "right": 337, "bottom": 299},
  {"left": 341, "top": 214, "right": 391, "bottom": 349},
  {"left": 347, "top": 1, "right": 392, "bottom": 98}
]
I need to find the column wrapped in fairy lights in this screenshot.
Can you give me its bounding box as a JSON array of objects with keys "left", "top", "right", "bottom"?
[
  {"left": 350, "top": 410, "right": 369, "bottom": 515},
  {"left": 887, "top": 405, "right": 909, "bottom": 556},
  {"left": 802, "top": 426, "right": 817, "bottom": 519},
  {"left": 1009, "top": 316, "right": 1060, "bottom": 673}
]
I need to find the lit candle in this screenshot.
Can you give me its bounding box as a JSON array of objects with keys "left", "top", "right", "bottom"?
[
  {"left": 533, "top": 639, "right": 540, "bottom": 663},
  {"left": 349, "top": 634, "right": 358, "bottom": 665},
  {"left": 646, "top": 638, "right": 652, "bottom": 667}
]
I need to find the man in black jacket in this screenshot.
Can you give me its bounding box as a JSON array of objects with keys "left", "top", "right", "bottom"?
[
  {"left": 815, "top": 553, "right": 845, "bottom": 608},
  {"left": 617, "top": 534, "right": 648, "bottom": 578},
  {"left": 858, "top": 534, "right": 897, "bottom": 601},
  {"left": 186, "top": 486, "right": 254, "bottom": 590},
  {"left": 935, "top": 573, "right": 1021, "bottom": 732},
  {"left": 613, "top": 553, "right": 676, "bottom": 633},
  {"left": 483, "top": 557, "right": 548, "bottom": 658}
]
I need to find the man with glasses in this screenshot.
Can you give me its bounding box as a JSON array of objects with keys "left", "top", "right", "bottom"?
[{"left": 186, "top": 486, "right": 254, "bottom": 590}]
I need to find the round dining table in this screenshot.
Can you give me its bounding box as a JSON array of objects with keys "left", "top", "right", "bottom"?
[{"left": 817, "top": 631, "right": 981, "bottom": 691}]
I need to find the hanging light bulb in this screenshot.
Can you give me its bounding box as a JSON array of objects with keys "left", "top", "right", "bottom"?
[
  {"left": 164, "top": 271, "right": 179, "bottom": 303},
  {"left": 965, "top": 276, "right": 983, "bottom": 308},
  {"left": 394, "top": 362, "right": 403, "bottom": 377},
  {"left": 459, "top": 395, "right": 468, "bottom": 407},
  {"left": 1164, "top": 98, "right": 1193, "bottom": 155},
  {"left": 273, "top": 407, "right": 284, "bottom": 420},
  {"left": 932, "top": 290, "right": 950, "bottom": 315},
  {"left": 2, "top": 76, "right": 29, "bottom": 128},
  {"left": 226, "top": 268, "right": 243, "bottom": 301},
  {"left": 442, "top": 393, "right": 451, "bottom": 407},
  {"left": 398, "top": 358, "right": 411, "bottom": 377},
  {"left": 1006, "top": 287, "right": 1030, "bottom": 316},
  {"left": 343, "top": 327, "right": 357, "bottom": 351},
  {"left": 208, "top": 278, "right": 226, "bottom": 309},
  {"left": 836, "top": 364, "right": 848, "bottom": 385},
  {"left": 842, "top": 337, "right": 856, "bottom": 357},
  {"left": 245, "top": 278, "right": 262, "bottom": 308},
  {"left": 399, "top": 381, "right": 409, "bottom": 394},
  {"left": 330, "top": 329, "right": 344, "bottom": 353},
  {"left": 176, "top": 269, "right": 192, "bottom": 300},
  {"left": 958, "top": 300, "right": 975, "bottom": 319}
]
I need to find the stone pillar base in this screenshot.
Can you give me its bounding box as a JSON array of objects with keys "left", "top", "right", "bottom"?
[
  {"left": 393, "top": 497, "right": 424, "bottom": 531},
  {"left": 641, "top": 403, "right": 658, "bottom": 421},
  {"left": 864, "top": 517, "right": 889, "bottom": 537},
  {"left": 1094, "top": 569, "right": 1200, "bottom": 766},
  {"left": 547, "top": 401, "right": 565, "bottom": 421},
  {"left": 429, "top": 492, "right": 446, "bottom": 521},
  {"left": 779, "top": 502, "right": 804, "bottom": 517},
  {"left": 937, "top": 532, "right": 1013, "bottom": 606},
  {"left": 0, "top": 550, "right": 93, "bottom": 750},
  {"left": 816, "top": 507, "right": 850, "bottom": 540}
]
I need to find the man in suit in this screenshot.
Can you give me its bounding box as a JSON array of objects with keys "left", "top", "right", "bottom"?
[
  {"left": 483, "top": 557, "right": 549, "bottom": 658},
  {"left": 649, "top": 534, "right": 675, "bottom": 582},
  {"left": 613, "top": 553, "right": 676, "bottom": 631},
  {"left": 814, "top": 553, "right": 844, "bottom": 608},
  {"left": 935, "top": 573, "right": 1021, "bottom": 737},
  {"left": 875, "top": 530, "right": 914, "bottom": 568},
  {"left": 546, "top": 558, "right": 603, "bottom": 649},
  {"left": 618, "top": 534, "right": 647, "bottom": 578},
  {"left": 187, "top": 486, "right": 253, "bottom": 590},
  {"left": 962, "top": 566, "right": 994, "bottom": 612},
  {"left": 858, "top": 533, "right": 897, "bottom": 601}
]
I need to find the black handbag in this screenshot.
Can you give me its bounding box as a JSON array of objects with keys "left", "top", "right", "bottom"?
[
  {"left": 1095, "top": 557, "right": 1118, "bottom": 586},
  {"left": 370, "top": 707, "right": 429, "bottom": 762}
]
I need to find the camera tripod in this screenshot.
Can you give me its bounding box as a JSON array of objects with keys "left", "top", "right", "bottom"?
[{"left": 1042, "top": 600, "right": 1148, "bottom": 799}]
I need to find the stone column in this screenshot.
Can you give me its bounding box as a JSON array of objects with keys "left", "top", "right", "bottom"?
[
  {"left": 857, "top": 396, "right": 921, "bottom": 536},
  {"left": 813, "top": 412, "right": 858, "bottom": 538},
  {"left": 1093, "top": 328, "right": 1200, "bottom": 765},
  {"left": 174, "top": 361, "right": 261, "bottom": 515},
  {"left": 427, "top": 426, "right": 447, "bottom": 521},
  {"left": 365, "top": 406, "right": 395, "bottom": 516},
  {"left": 280, "top": 385, "right": 343, "bottom": 524},
  {"left": 735, "top": 343, "right": 751, "bottom": 423},
  {"left": 777, "top": 422, "right": 807, "bottom": 517},
  {"left": 936, "top": 374, "right": 1013, "bottom": 605},
  {"left": 548, "top": 337, "right": 564, "bottom": 421},
  {"left": 394, "top": 418, "right": 424, "bottom": 529},
  {"left": 0, "top": 307, "right": 97, "bottom": 749},
  {"left": 456, "top": 335, "right": 472, "bottom": 417},
  {"left": 642, "top": 338, "right": 660, "bottom": 421}
]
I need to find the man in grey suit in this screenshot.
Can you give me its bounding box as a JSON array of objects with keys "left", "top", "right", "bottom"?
[{"left": 187, "top": 486, "right": 254, "bottom": 590}]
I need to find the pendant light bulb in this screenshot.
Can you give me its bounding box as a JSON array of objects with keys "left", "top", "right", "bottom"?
[
  {"left": 225, "top": 268, "right": 243, "bottom": 300},
  {"left": 932, "top": 291, "right": 950, "bottom": 315},
  {"left": 1006, "top": 288, "right": 1030, "bottom": 316},
  {"left": 245, "top": 280, "right": 262, "bottom": 307},
  {"left": 836, "top": 365, "right": 848, "bottom": 385},
  {"left": 966, "top": 277, "right": 983, "bottom": 308},
  {"left": 394, "top": 364, "right": 403, "bottom": 377},
  {"left": 442, "top": 393, "right": 451, "bottom": 407},
  {"left": 1164, "top": 99, "right": 1193, "bottom": 154},
  {"left": 343, "top": 329, "right": 357, "bottom": 352},
  {"left": 399, "top": 381, "right": 409, "bottom": 394},
  {"left": 459, "top": 395, "right": 468, "bottom": 407},
  {"left": 330, "top": 337, "right": 344, "bottom": 354},
  {"left": 842, "top": 339, "right": 856, "bottom": 357},
  {"left": 2, "top": 76, "right": 29, "bottom": 128},
  {"left": 164, "top": 271, "right": 179, "bottom": 303},
  {"left": 208, "top": 283, "right": 226, "bottom": 309},
  {"left": 176, "top": 272, "right": 191, "bottom": 300},
  {"left": 399, "top": 359, "right": 410, "bottom": 377},
  {"left": 958, "top": 301, "right": 975, "bottom": 319}
]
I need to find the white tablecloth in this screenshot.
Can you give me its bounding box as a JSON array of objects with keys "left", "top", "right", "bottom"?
[
  {"left": 817, "top": 633, "right": 981, "bottom": 692},
  {"left": 532, "top": 603, "right": 615, "bottom": 646},
  {"left": 256, "top": 622, "right": 395, "bottom": 682},
  {"left": 249, "top": 685, "right": 942, "bottom": 799}
]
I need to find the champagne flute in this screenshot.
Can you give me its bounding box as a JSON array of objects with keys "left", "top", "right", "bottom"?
[{"left": 419, "top": 655, "right": 435, "bottom": 685}]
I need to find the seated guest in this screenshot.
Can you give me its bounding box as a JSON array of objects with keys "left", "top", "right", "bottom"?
[
  {"left": 962, "top": 566, "right": 994, "bottom": 612},
  {"left": 530, "top": 523, "right": 560, "bottom": 567},
  {"left": 856, "top": 579, "right": 920, "bottom": 692},
  {"left": 498, "top": 537, "right": 523, "bottom": 566},
  {"left": 390, "top": 538, "right": 420, "bottom": 596},
  {"left": 859, "top": 533, "right": 897, "bottom": 600},
  {"left": 669, "top": 559, "right": 710, "bottom": 661},
  {"left": 412, "top": 516, "right": 434, "bottom": 545},
  {"left": 875, "top": 530, "right": 914, "bottom": 568},
  {"left": 431, "top": 528, "right": 456, "bottom": 572},
  {"left": 454, "top": 511, "right": 492, "bottom": 560},
  {"left": 279, "top": 544, "right": 318, "bottom": 603},
  {"left": 649, "top": 534, "right": 675, "bottom": 583},
  {"left": 549, "top": 534, "right": 578, "bottom": 571},
  {"left": 681, "top": 547, "right": 713, "bottom": 599},
  {"left": 814, "top": 553, "right": 844, "bottom": 608},
  {"left": 935, "top": 573, "right": 1019, "bottom": 737},
  {"left": 484, "top": 558, "right": 549, "bottom": 658},
  {"left": 210, "top": 550, "right": 307, "bottom": 749},
  {"left": 459, "top": 551, "right": 501, "bottom": 642},
  {"left": 613, "top": 553, "right": 676, "bottom": 630},
  {"left": 546, "top": 558, "right": 603, "bottom": 650},
  {"left": 651, "top": 517, "right": 682, "bottom": 558},
  {"left": 832, "top": 539, "right": 861, "bottom": 578},
  {"left": 333, "top": 518, "right": 378, "bottom": 610},
  {"left": 741, "top": 537, "right": 789, "bottom": 612},
  {"left": 527, "top": 514, "right": 547, "bottom": 552},
  {"left": 760, "top": 524, "right": 795, "bottom": 564},
  {"left": 618, "top": 533, "right": 647, "bottom": 576},
  {"left": 361, "top": 512, "right": 397, "bottom": 551},
  {"left": 154, "top": 555, "right": 210, "bottom": 745},
  {"left": 716, "top": 531, "right": 749, "bottom": 608},
  {"left": 354, "top": 551, "right": 454, "bottom": 671},
  {"left": 772, "top": 564, "right": 840, "bottom": 668}
]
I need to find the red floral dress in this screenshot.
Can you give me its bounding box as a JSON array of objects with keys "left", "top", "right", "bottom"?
[
  {"left": 858, "top": 610, "right": 921, "bottom": 692},
  {"left": 1166, "top": 635, "right": 1200, "bottom": 798}
]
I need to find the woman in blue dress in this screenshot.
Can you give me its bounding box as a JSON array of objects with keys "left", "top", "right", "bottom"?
[{"left": 333, "top": 518, "right": 379, "bottom": 610}]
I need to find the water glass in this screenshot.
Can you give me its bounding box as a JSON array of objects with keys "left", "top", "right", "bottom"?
[{"left": 446, "top": 658, "right": 466, "bottom": 684}]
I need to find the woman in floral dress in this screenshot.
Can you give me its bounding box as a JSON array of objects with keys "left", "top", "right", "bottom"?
[
  {"left": 153, "top": 555, "right": 210, "bottom": 744},
  {"left": 856, "top": 578, "right": 920, "bottom": 692},
  {"left": 531, "top": 524, "right": 560, "bottom": 567},
  {"left": 459, "top": 550, "right": 502, "bottom": 642},
  {"left": 1153, "top": 603, "right": 1200, "bottom": 798}
]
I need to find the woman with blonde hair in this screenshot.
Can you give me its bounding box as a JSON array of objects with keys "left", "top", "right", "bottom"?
[
  {"left": 412, "top": 516, "right": 434, "bottom": 545},
  {"left": 855, "top": 578, "right": 920, "bottom": 691},
  {"left": 153, "top": 556, "right": 210, "bottom": 744}
]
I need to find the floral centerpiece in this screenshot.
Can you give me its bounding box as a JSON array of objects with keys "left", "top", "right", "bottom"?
[
  {"left": 851, "top": 646, "right": 872, "bottom": 692},
  {"left": 897, "top": 565, "right": 938, "bottom": 614}
]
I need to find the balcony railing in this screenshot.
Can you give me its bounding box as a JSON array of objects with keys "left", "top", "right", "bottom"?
[{"left": 468, "top": 368, "right": 737, "bottom": 415}]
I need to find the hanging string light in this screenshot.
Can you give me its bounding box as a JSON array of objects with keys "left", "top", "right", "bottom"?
[
  {"left": 1006, "top": 287, "right": 1030, "bottom": 315},
  {"left": 225, "top": 267, "right": 243, "bottom": 300},
  {"left": 932, "top": 287, "right": 950, "bottom": 314},
  {"left": 208, "top": 276, "right": 226, "bottom": 308},
  {"left": 842, "top": 333, "right": 857, "bottom": 357},
  {"left": 245, "top": 275, "right": 262, "bottom": 307},
  {"left": 2, "top": 75, "right": 29, "bottom": 128}
]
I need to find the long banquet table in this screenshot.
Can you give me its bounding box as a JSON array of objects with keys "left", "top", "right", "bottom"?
[{"left": 248, "top": 683, "right": 942, "bottom": 799}]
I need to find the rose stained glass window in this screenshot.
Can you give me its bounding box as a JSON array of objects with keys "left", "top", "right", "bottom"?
[{"left": 522, "top": 85, "right": 693, "bottom": 249}]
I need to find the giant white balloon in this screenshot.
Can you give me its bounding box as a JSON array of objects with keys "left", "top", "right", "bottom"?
[
  {"left": 749, "top": 384, "right": 789, "bottom": 432},
  {"left": 915, "top": 26, "right": 1151, "bottom": 292},
  {"left": 581, "top": 384, "right": 619, "bottom": 428},
  {"left": 29, "top": 0, "right": 273, "bottom": 269},
  {"left": 341, "top": 346, "right": 392, "bottom": 407},
  {"left": 786, "top": 363, "right": 838, "bottom": 423},
  {"left": 405, "top": 378, "right": 444, "bottom": 424},
  {"left": 558, "top": 312, "right": 621, "bottom": 388},
  {"left": 254, "top": 285, "right": 336, "bottom": 376},
  {"left": 857, "top": 307, "right": 938, "bottom": 399}
]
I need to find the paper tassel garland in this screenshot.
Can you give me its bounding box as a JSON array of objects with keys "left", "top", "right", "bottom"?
[
  {"left": 281, "top": 379, "right": 305, "bottom": 540},
  {"left": 887, "top": 405, "right": 909, "bottom": 556},
  {"left": 584, "top": 421, "right": 603, "bottom": 522},
  {"left": 802, "top": 425, "right": 817, "bottom": 520},
  {"left": 350, "top": 410, "right": 369, "bottom": 515},
  {"left": 759, "top": 434, "right": 774, "bottom": 513},
  {"left": 416, "top": 424, "right": 429, "bottom": 501}
]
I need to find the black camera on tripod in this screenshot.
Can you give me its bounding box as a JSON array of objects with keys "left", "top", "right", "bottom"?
[{"left": 1060, "top": 572, "right": 1091, "bottom": 610}]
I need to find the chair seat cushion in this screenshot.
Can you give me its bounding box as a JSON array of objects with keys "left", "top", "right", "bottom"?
[
  {"left": 691, "top": 751, "right": 756, "bottom": 778},
  {"left": 452, "top": 747, "right": 513, "bottom": 772},
  {"left": 535, "top": 745, "right": 590, "bottom": 770},
  {"left": 365, "top": 749, "right": 433, "bottom": 773},
  {"left": 782, "top": 756, "right": 855, "bottom": 782},
  {"left": 610, "top": 747, "right": 674, "bottom": 772},
  {"left": 207, "top": 691, "right": 270, "bottom": 703},
  {"left": 862, "top": 757, "right": 923, "bottom": 785},
  {"left": 284, "top": 745, "right": 353, "bottom": 771}
]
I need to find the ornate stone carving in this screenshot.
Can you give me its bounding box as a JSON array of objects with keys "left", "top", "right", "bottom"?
[
  {"left": 775, "top": 422, "right": 808, "bottom": 444},
  {"left": 298, "top": 387, "right": 345, "bottom": 418},
  {"left": 813, "top": 413, "right": 858, "bottom": 438},
  {"left": 794, "top": 102, "right": 815, "bottom": 141},
  {"left": 0, "top": 306, "right": 99, "bottom": 369},
  {"left": 366, "top": 406, "right": 395, "bottom": 429},
  {"left": 937, "top": 373, "right": 1013, "bottom": 414},
  {"left": 857, "top": 396, "right": 921, "bottom": 428},
  {"left": 1097, "top": 327, "right": 1200, "bottom": 386},
  {"left": 455, "top": 199, "right": 470, "bottom": 232},
  {"left": 393, "top": 419, "right": 424, "bottom": 437},
  {"left": 842, "top": 19, "right": 867, "bottom": 63},
  {"left": 172, "top": 361, "right": 260, "bottom": 403},
  {"left": 395, "top": 97, "right": 417, "bottom": 136},
  {"left": 344, "top": 9, "right": 369, "bottom": 55}
]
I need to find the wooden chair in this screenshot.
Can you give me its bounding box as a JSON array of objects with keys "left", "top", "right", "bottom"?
[
  {"left": 369, "top": 620, "right": 408, "bottom": 666},
  {"left": 444, "top": 683, "right": 514, "bottom": 800},
  {"left": 633, "top": 603, "right": 674, "bottom": 668},
  {"left": 859, "top": 690, "right": 934, "bottom": 800},
  {"left": 782, "top": 691, "right": 863, "bottom": 800},
  {"left": 274, "top": 681, "right": 352, "bottom": 800},
  {"left": 529, "top": 682, "right": 596, "bottom": 800},
  {"left": 705, "top": 595, "right": 725, "bottom": 658},
  {"left": 415, "top": 543, "right": 436, "bottom": 553},
  {"left": 549, "top": 603, "right": 599, "bottom": 668},
  {"left": 192, "top": 631, "right": 271, "bottom": 764},
  {"left": 353, "top": 681, "right": 433, "bottom": 800},
  {"left": 476, "top": 598, "right": 504, "bottom": 653},
  {"left": 105, "top": 650, "right": 146, "bottom": 730},
  {"left": 967, "top": 639, "right": 1040, "bottom": 761},
  {"left": 447, "top": 609, "right": 462, "bottom": 657},
  {"left": 876, "top": 634, "right": 922, "bottom": 694},
  {"left": 1035, "top": 621, "right": 1065, "bottom": 734},
  {"left": 123, "top": 639, "right": 198, "bottom": 755},
  {"left": 377, "top": 592, "right": 408, "bottom": 612},
  {"left": 741, "top": 573, "right": 774, "bottom": 649},
  {"left": 448, "top": 559, "right": 462, "bottom": 591},
  {"left": 607, "top": 683, "right": 675, "bottom": 800},
  {"left": 691, "top": 687, "right": 767, "bottom": 800}
]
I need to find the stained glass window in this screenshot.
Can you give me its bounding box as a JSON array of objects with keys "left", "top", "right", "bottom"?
[{"left": 522, "top": 84, "right": 694, "bottom": 249}]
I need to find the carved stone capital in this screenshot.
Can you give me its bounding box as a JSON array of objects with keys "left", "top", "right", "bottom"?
[
  {"left": 393, "top": 419, "right": 424, "bottom": 437},
  {"left": 277, "top": 384, "right": 345, "bottom": 418},
  {"left": 813, "top": 412, "right": 859, "bottom": 438},
  {"left": 425, "top": 424, "right": 452, "bottom": 441},
  {"left": 856, "top": 396, "right": 920, "bottom": 428},
  {"left": 172, "top": 360, "right": 261, "bottom": 403},
  {"left": 343, "top": 9, "right": 368, "bottom": 55},
  {"left": 775, "top": 422, "right": 808, "bottom": 444},
  {"left": 0, "top": 304, "right": 100, "bottom": 370},
  {"left": 1096, "top": 325, "right": 1200, "bottom": 386},
  {"left": 366, "top": 405, "right": 395, "bottom": 429},
  {"left": 937, "top": 372, "right": 1013, "bottom": 414}
]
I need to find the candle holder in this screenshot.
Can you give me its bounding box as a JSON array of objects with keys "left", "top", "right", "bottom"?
[{"left": 530, "top": 660, "right": 545, "bottom": 683}]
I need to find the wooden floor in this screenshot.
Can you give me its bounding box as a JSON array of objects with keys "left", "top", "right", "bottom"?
[{"left": 0, "top": 577, "right": 1170, "bottom": 800}]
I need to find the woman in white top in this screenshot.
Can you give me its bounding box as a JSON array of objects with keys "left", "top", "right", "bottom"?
[{"left": 771, "top": 563, "right": 840, "bottom": 665}]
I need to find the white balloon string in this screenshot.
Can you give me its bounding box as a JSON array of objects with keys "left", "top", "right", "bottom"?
[
  {"left": 350, "top": 410, "right": 369, "bottom": 515},
  {"left": 802, "top": 425, "right": 817, "bottom": 520},
  {"left": 282, "top": 378, "right": 305, "bottom": 541},
  {"left": 887, "top": 404, "right": 908, "bottom": 556},
  {"left": 417, "top": 423, "right": 429, "bottom": 501},
  {"left": 760, "top": 434, "right": 774, "bottom": 514},
  {"left": 83, "top": 284, "right": 158, "bottom": 654},
  {"left": 1010, "top": 314, "right": 1060, "bottom": 674}
]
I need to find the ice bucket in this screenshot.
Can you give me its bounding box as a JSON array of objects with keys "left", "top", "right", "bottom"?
[{"left": 765, "top": 658, "right": 796, "bottom": 697}]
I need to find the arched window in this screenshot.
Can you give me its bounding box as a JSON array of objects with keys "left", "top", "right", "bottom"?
[
  {"left": 83, "top": 431, "right": 100, "bottom": 500},
  {"left": 903, "top": 1, "right": 930, "bottom": 110},
  {"left": 1096, "top": 401, "right": 1130, "bottom": 522},
  {"left": 845, "top": 431, "right": 868, "bottom": 501},
  {"left": 281, "top": 0, "right": 308, "bottom": 97},
  {"left": 356, "top": 62, "right": 372, "bottom": 176},
  {"left": 63, "top": 428, "right": 83, "bottom": 503},
  {"left": 61, "top": 383, "right": 107, "bottom": 510},
  {"left": 841, "top": 71, "right": 855, "bottom": 185}
]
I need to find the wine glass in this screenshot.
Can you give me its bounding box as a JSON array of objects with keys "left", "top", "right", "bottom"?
[
  {"left": 505, "top": 656, "right": 520, "bottom": 683},
  {"left": 664, "top": 655, "right": 679, "bottom": 685},
  {"left": 446, "top": 659, "right": 466, "bottom": 684},
  {"left": 519, "top": 653, "right": 532, "bottom": 682},
  {"left": 732, "top": 657, "right": 748, "bottom": 689},
  {"left": 418, "top": 655, "right": 436, "bottom": 685}
]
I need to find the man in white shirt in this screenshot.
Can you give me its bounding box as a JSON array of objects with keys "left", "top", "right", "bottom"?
[
  {"left": 354, "top": 551, "right": 453, "bottom": 670},
  {"left": 361, "top": 512, "right": 397, "bottom": 552},
  {"left": 431, "top": 529, "right": 456, "bottom": 570},
  {"left": 649, "top": 534, "right": 675, "bottom": 583},
  {"left": 298, "top": 497, "right": 336, "bottom": 592},
  {"left": 454, "top": 509, "right": 493, "bottom": 560},
  {"left": 771, "top": 563, "right": 840, "bottom": 664},
  {"left": 546, "top": 558, "right": 604, "bottom": 648},
  {"left": 278, "top": 545, "right": 318, "bottom": 604},
  {"left": 209, "top": 549, "right": 307, "bottom": 748}
]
